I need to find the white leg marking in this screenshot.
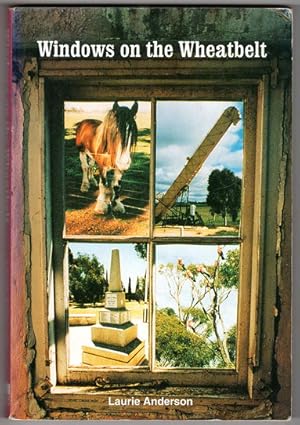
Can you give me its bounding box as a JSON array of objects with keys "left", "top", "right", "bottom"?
[
  {"left": 111, "top": 169, "right": 125, "bottom": 214},
  {"left": 112, "top": 199, "right": 126, "bottom": 214},
  {"left": 79, "top": 151, "right": 90, "bottom": 192},
  {"left": 111, "top": 168, "right": 122, "bottom": 187},
  {"left": 95, "top": 169, "right": 111, "bottom": 214}
]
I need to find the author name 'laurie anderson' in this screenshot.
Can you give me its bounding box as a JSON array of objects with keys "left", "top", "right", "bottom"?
[{"left": 108, "top": 396, "right": 193, "bottom": 406}]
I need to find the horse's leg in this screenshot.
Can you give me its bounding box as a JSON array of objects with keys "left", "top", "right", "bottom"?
[
  {"left": 79, "top": 151, "right": 90, "bottom": 192},
  {"left": 111, "top": 169, "right": 125, "bottom": 214},
  {"left": 87, "top": 157, "right": 98, "bottom": 188},
  {"left": 95, "top": 170, "right": 111, "bottom": 214}
]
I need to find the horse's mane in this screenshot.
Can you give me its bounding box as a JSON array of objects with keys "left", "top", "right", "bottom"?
[
  {"left": 74, "top": 105, "right": 138, "bottom": 163},
  {"left": 101, "top": 109, "right": 138, "bottom": 152},
  {"left": 100, "top": 111, "right": 120, "bottom": 153},
  {"left": 115, "top": 110, "right": 138, "bottom": 150}
]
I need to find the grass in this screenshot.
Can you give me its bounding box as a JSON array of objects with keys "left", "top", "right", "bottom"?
[
  {"left": 161, "top": 203, "right": 240, "bottom": 228},
  {"left": 196, "top": 204, "right": 240, "bottom": 227}
]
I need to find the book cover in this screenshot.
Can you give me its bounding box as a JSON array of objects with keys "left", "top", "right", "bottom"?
[{"left": 9, "top": 6, "right": 292, "bottom": 420}]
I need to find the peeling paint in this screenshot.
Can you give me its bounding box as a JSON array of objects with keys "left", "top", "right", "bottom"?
[
  {"left": 19, "top": 60, "right": 46, "bottom": 420},
  {"left": 272, "top": 80, "right": 291, "bottom": 419},
  {"left": 34, "top": 378, "right": 53, "bottom": 399},
  {"left": 27, "top": 392, "right": 46, "bottom": 419}
]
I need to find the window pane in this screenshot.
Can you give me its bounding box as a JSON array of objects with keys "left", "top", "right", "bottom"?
[
  {"left": 155, "top": 101, "right": 243, "bottom": 237},
  {"left": 64, "top": 101, "right": 151, "bottom": 236},
  {"left": 155, "top": 244, "right": 239, "bottom": 368},
  {"left": 68, "top": 242, "right": 149, "bottom": 367}
]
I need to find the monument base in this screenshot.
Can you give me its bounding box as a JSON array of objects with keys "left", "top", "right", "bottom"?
[
  {"left": 98, "top": 308, "right": 130, "bottom": 325},
  {"left": 91, "top": 322, "right": 137, "bottom": 347},
  {"left": 82, "top": 339, "right": 145, "bottom": 366}
]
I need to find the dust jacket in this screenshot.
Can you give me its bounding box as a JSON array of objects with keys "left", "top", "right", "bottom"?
[{"left": 9, "top": 6, "right": 292, "bottom": 420}]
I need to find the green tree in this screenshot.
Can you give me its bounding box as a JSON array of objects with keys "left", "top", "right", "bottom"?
[
  {"left": 69, "top": 252, "right": 106, "bottom": 305},
  {"left": 207, "top": 168, "right": 241, "bottom": 226},
  {"left": 134, "top": 243, "right": 147, "bottom": 260},
  {"left": 127, "top": 277, "right": 132, "bottom": 301},
  {"left": 158, "top": 247, "right": 240, "bottom": 368},
  {"left": 226, "top": 325, "right": 237, "bottom": 362},
  {"left": 156, "top": 310, "right": 214, "bottom": 367},
  {"left": 135, "top": 275, "right": 147, "bottom": 302},
  {"left": 219, "top": 248, "right": 240, "bottom": 289}
]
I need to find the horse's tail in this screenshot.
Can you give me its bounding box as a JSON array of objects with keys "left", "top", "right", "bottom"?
[{"left": 74, "top": 119, "right": 102, "bottom": 151}]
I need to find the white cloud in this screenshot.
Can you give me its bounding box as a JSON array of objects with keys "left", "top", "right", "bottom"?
[{"left": 156, "top": 101, "right": 244, "bottom": 201}]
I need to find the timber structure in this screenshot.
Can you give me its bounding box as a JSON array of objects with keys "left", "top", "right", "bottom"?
[{"left": 155, "top": 106, "right": 240, "bottom": 221}]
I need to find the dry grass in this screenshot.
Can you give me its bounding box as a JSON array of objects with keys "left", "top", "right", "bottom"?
[
  {"left": 154, "top": 225, "right": 239, "bottom": 237},
  {"left": 66, "top": 206, "right": 150, "bottom": 236}
]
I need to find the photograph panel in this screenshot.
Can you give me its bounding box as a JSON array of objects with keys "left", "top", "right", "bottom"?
[
  {"left": 67, "top": 242, "right": 149, "bottom": 367},
  {"left": 155, "top": 244, "right": 239, "bottom": 369},
  {"left": 155, "top": 101, "right": 243, "bottom": 237},
  {"left": 64, "top": 101, "right": 151, "bottom": 236}
]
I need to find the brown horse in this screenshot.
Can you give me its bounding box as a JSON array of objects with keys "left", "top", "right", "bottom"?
[{"left": 75, "top": 101, "right": 138, "bottom": 214}]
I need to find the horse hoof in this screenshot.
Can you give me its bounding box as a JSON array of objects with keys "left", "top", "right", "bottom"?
[
  {"left": 94, "top": 201, "right": 109, "bottom": 215},
  {"left": 112, "top": 200, "right": 125, "bottom": 214},
  {"left": 94, "top": 208, "right": 107, "bottom": 215},
  {"left": 80, "top": 184, "right": 89, "bottom": 193}
]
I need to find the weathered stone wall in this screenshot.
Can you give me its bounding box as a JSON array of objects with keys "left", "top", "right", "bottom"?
[{"left": 12, "top": 7, "right": 291, "bottom": 55}]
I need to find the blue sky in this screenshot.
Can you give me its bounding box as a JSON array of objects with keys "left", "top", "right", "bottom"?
[
  {"left": 155, "top": 244, "right": 239, "bottom": 329},
  {"left": 69, "top": 243, "right": 147, "bottom": 292},
  {"left": 155, "top": 101, "right": 244, "bottom": 202}
]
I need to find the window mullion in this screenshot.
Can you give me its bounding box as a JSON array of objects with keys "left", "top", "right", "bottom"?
[
  {"left": 235, "top": 89, "right": 258, "bottom": 385},
  {"left": 149, "top": 98, "right": 156, "bottom": 371},
  {"left": 49, "top": 89, "right": 69, "bottom": 383}
]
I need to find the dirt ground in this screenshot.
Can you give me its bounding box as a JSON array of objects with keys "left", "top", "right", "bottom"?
[
  {"left": 65, "top": 202, "right": 150, "bottom": 236},
  {"left": 66, "top": 208, "right": 238, "bottom": 237},
  {"left": 154, "top": 225, "right": 239, "bottom": 237}
]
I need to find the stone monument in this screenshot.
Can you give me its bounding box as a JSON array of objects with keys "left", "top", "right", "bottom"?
[{"left": 82, "top": 249, "right": 145, "bottom": 366}]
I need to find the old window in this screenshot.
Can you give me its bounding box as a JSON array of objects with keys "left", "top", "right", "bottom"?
[
  {"left": 13, "top": 53, "right": 289, "bottom": 423},
  {"left": 43, "top": 70, "right": 262, "bottom": 392}
]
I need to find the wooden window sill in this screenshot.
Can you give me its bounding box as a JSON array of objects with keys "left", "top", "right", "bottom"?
[{"left": 39, "top": 385, "right": 272, "bottom": 420}]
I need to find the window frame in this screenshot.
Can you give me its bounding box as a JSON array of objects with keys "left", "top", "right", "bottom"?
[{"left": 28, "top": 58, "right": 276, "bottom": 399}]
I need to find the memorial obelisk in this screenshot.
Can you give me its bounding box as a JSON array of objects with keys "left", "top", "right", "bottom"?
[{"left": 82, "top": 249, "right": 145, "bottom": 366}]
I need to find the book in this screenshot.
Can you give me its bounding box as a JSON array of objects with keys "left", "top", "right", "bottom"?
[{"left": 9, "top": 5, "right": 292, "bottom": 420}]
